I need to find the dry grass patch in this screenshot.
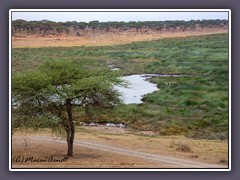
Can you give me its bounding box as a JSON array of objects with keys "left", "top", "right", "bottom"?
[
  {"left": 175, "top": 144, "right": 192, "bottom": 153},
  {"left": 11, "top": 128, "right": 229, "bottom": 168},
  {"left": 73, "top": 127, "right": 228, "bottom": 165},
  {"left": 12, "top": 135, "right": 161, "bottom": 168}
]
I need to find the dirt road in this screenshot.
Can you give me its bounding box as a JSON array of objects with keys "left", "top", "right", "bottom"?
[{"left": 14, "top": 135, "right": 226, "bottom": 168}]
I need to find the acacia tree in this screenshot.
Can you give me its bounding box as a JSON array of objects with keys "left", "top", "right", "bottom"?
[{"left": 12, "top": 60, "right": 124, "bottom": 156}]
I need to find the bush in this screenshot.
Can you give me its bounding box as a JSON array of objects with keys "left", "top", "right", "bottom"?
[{"left": 176, "top": 144, "right": 192, "bottom": 153}]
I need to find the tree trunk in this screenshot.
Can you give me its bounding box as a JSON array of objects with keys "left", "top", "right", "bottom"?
[
  {"left": 66, "top": 99, "right": 75, "bottom": 156},
  {"left": 42, "top": 28, "right": 47, "bottom": 37}
]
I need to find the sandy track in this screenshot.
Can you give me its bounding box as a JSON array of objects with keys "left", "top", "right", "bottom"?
[{"left": 14, "top": 136, "right": 226, "bottom": 168}]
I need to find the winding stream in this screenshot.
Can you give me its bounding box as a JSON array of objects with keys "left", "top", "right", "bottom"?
[
  {"left": 115, "top": 73, "right": 189, "bottom": 104},
  {"left": 115, "top": 74, "right": 159, "bottom": 104},
  {"left": 108, "top": 61, "right": 188, "bottom": 104}
]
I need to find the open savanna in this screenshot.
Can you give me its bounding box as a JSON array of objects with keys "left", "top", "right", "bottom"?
[
  {"left": 12, "top": 128, "right": 228, "bottom": 168},
  {"left": 12, "top": 33, "right": 229, "bottom": 168},
  {"left": 12, "top": 33, "right": 229, "bottom": 139}
]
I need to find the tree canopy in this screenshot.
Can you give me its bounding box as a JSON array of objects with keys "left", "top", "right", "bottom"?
[
  {"left": 12, "top": 19, "right": 228, "bottom": 36},
  {"left": 12, "top": 60, "right": 125, "bottom": 156}
]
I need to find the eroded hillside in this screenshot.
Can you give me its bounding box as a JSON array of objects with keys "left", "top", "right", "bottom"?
[{"left": 12, "top": 19, "right": 228, "bottom": 48}]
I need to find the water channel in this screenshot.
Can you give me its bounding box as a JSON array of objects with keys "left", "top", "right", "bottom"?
[{"left": 115, "top": 74, "right": 159, "bottom": 104}]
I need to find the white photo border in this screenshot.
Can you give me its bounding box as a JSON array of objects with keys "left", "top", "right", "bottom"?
[{"left": 9, "top": 9, "right": 231, "bottom": 172}]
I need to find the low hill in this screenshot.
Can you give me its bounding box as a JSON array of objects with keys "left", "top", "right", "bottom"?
[{"left": 12, "top": 19, "right": 228, "bottom": 48}]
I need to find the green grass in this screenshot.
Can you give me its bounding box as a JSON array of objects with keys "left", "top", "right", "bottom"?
[{"left": 12, "top": 33, "right": 229, "bottom": 140}]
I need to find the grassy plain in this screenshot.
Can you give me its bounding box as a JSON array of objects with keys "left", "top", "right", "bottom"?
[{"left": 12, "top": 33, "right": 229, "bottom": 140}]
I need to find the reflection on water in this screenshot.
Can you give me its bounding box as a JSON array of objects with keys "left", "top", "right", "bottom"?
[{"left": 115, "top": 74, "right": 159, "bottom": 104}]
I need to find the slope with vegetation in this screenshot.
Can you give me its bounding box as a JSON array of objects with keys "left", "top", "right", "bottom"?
[{"left": 12, "top": 19, "right": 228, "bottom": 37}]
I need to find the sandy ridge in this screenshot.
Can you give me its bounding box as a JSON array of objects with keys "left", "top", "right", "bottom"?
[{"left": 12, "top": 29, "right": 228, "bottom": 48}]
